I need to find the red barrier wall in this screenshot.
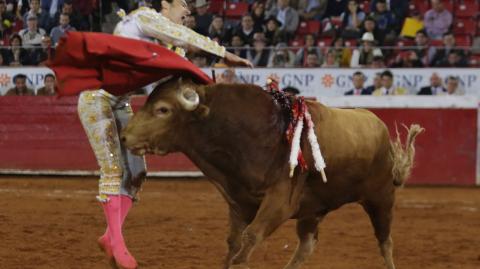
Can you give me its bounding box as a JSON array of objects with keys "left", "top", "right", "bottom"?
[{"left": 0, "top": 97, "right": 477, "bottom": 185}]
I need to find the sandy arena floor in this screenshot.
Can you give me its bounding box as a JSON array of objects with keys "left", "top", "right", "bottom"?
[{"left": 0, "top": 177, "right": 479, "bottom": 269}]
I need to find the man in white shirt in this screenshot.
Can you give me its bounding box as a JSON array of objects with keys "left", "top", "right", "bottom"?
[{"left": 19, "top": 14, "right": 46, "bottom": 46}]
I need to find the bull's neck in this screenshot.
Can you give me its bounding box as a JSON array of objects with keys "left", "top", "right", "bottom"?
[{"left": 177, "top": 84, "right": 289, "bottom": 186}]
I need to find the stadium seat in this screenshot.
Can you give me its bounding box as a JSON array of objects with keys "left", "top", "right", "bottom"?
[
  {"left": 317, "top": 37, "right": 333, "bottom": 48},
  {"left": 289, "top": 38, "right": 304, "bottom": 51},
  {"left": 296, "top": 21, "right": 309, "bottom": 36},
  {"left": 396, "top": 39, "right": 416, "bottom": 47},
  {"left": 359, "top": 0, "right": 370, "bottom": 13},
  {"left": 224, "top": 2, "right": 249, "bottom": 19},
  {"left": 455, "top": 1, "right": 478, "bottom": 18},
  {"left": 307, "top": 20, "right": 321, "bottom": 35},
  {"left": 344, "top": 39, "right": 357, "bottom": 47},
  {"left": 443, "top": 0, "right": 454, "bottom": 13},
  {"left": 455, "top": 34, "right": 472, "bottom": 47},
  {"left": 209, "top": 0, "right": 225, "bottom": 14},
  {"left": 469, "top": 55, "right": 480, "bottom": 66},
  {"left": 429, "top": 39, "right": 444, "bottom": 47},
  {"left": 453, "top": 19, "right": 476, "bottom": 35},
  {"left": 409, "top": 0, "right": 430, "bottom": 15}
]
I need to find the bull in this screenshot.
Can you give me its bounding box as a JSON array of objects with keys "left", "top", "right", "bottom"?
[{"left": 121, "top": 77, "right": 423, "bottom": 269}]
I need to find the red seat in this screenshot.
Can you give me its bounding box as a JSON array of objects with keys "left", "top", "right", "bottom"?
[
  {"left": 409, "top": 0, "right": 430, "bottom": 15},
  {"left": 453, "top": 19, "right": 476, "bottom": 35},
  {"left": 359, "top": 0, "right": 370, "bottom": 13},
  {"left": 224, "top": 2, "right": 249, "bottom": 19},
  {"left": 455, "top": 34, "right": 472, "bottom": 47},
  {"left": 209, "top": 0, "right": 225, "bottom": 14},
  {"left": 344, "top": 39, "right": 357, "bottom": 47},
  {"left": 307, "top": 20, "right": 321, "bottom": 35},
  {"left": 455, "top": 1, "right": 478, "bottom": 18},
  {"left": 317, "top": 37, "right": 333, "bottom": 48},
  {"left": 443, "top": 0, "right": 454, "bottom": 13},
  {"left": 429, "top": 39, "right": 443, "bottom": 47},
  {"left": 396, "top": 39, "right": 416, "bottom": 47},
  {"left": 296, "top": 21, "right": 309, "bottom": 36},
  {"left": 289, "top": 38, "right": 305, "bottom": 48},
  {"left": 469, "top": 55, "right": 480, "bottom": 67}
]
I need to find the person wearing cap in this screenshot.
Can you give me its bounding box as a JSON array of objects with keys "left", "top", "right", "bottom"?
[
  {"left": 19, "top": 13, "right": 46, "bottom": 46},
  {"left": 194, "top": 0, "right": 212, "bottom": 35},
  {"left": 4, "top": 73, "right": 34, "bottom": 96},
  {"left": 266, "top": 0, "right": 299, "bottom": 36},
  {"left": 76, "top": 2, "right": 253, "bottom": 269},
  {"left": 350, "top": 32, "right": 383, "bottom": 67},
  {"left": 22, "top": 0, "right": 49, "bottom": 31},
  {"left": 265, "top": 15, "right": 286, "bottom": 46}
]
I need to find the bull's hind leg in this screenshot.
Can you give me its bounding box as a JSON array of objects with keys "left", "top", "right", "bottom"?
[
  {"left": 283, "top": 216, "right": 324, "bottom": 269},
  {"left": 228, "top": 179, "right": 299, "bottom": 269},
  {"left": 362, "top": 197, "right": 396, "bottom": 269}
]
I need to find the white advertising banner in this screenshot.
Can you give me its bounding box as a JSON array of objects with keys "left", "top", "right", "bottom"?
[
  {"left": 206, "top": 68, "right": 480, "bottom": 97},
  {"left": 0, "top": 67, "right": 52, "bottom": 95},
  {"left": 0, "top": 67, "right": 479, "bottom": 98}
]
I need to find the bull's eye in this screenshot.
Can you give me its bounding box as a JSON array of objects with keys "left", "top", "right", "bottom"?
[{"left": 155, "top": 106, "right": 171, "bottom": 117}]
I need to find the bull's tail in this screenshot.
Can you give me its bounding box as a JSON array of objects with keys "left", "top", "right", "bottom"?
[{"left": 390, "top": 124, "right": 424, "bottom": 187}]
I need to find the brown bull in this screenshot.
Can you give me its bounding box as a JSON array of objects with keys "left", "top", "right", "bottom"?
[{"left": 122, "top": 77, "right": 423, "bottom": 269}]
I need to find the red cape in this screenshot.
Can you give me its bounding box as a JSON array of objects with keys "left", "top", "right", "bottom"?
[{"left": 48, "top": 32, "right": 213, "bottom": 96}]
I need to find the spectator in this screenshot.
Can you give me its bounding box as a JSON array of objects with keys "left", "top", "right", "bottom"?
[
  {"left": 297, "top": 0, "right": 327, "bottom": 20},
  {"left": 19, "top": 14, "right": 46, "bottom": 46},
  {"left": 400, "top": 10, "right": 423, "bottom": 39},
  {"left": 321, "top": 49, "right": 339, "bottom": 67},
  {"left": 194, "top": 0, "right": 212, "bottom": 36},
  {"left": 365, "top": 72, "right": 382, "bottom": 93},
  {"left": 268, "top": 42, "right": 295, "bottom": 67},
  {"left": 208, "top": 15, "right": 230, "bottom": 45},
  {"left": 370, "top": 55, "right": 385, "bottom": 68},
  {"left": 294, "top": 33, "right": 323, "bottom": 66},
  {"left": 331, "top": 37, "right": 352, "bottom": 67},
  {"left": 233, "top": 14, "right": 261, "bottom": 46},
  {"left": 266, "top": 0, "right": 299, "bottom": 36},
  {"left": 430, "top": 32, "right": 466, "bottom": 67},
  {"left": 340, "top": 0, "right": 365, "bottom": 39},
  {"left": 390, "top": 51, "right": 423, "bottom": 68},
  {"left": 41, "top": 0, "right": 64, "bottom": 20},
  {"left": 323, "top": 0, "right": 347, "bottom": 19},
  {"left": 438, "top": 50, "right": 468, "bottom": 68},
  {"left": 191, "top": 52, "right": 209, "bottom": 67},
  {"left": 50, "top": 13, "right": 75, "bottom": 45},
  {"left": 350, "top": 32, "right": 383, "bottom": 67},
  {"left": 411, "top": 30, "right": 436, "bottom": 67},
  {"left": 0, "top": 0, "right": 14, "bottom": 39},
  {"left": 264, "top": 15, "right": 286, "bottom": 46},
  {"left": 36, "top": 73, "right": 57, "bottom": 96},
  {"left": 247, "top": 32, "right": 271, "bottom": 67},
  {"left": 3, "top": 33, "right": 30, "bottom": 65},
  {"left": 251, "top": 2, "right": 266, "bottom": 30},
  {"left": 424, "top": 0, "right": 452, "bottom": 40},
  {"left": 369, "top": 0, "right": 396, "bottom": 44},
  {"left": 370, "top": 0, "right": 408, "bottom": 30},
  {"left": 56, "top": 0, "right": 88, "bottom": 31},
  {"left": 417, "top": 72, "right": 446, "bottom": 95},
  {"left": 228, "top": 34, "right": 248, "bottom": 59},
  {"left": 30, "top": 35, "right": 54, "bottom": 65},
  {"left": 305, "top": 51, "right": 320, "bottom": 67},
  {"left": 445, "top": 76, "right": 464, "bottom": 95},
  {"left": 4, "top": 73, "right": 34, "bottom": 95},
  {"left": 22, "top": 0, "right": 49, "bottom": 31},
  {"left": 345, "top": 71, "right": 371, "bottom": 95},
  {"left": 184, "top": 14, "right": 198, "bottom": 31},
  {"left": 283, "top": 86, "right": 300, "bottom": 96},
  {"left": 216, "top": 68, "right": 239, "bottom": 83},
  {"left": 373, "top": 70, "right": 407, "bottom": 95},
  {"left": 360, "top": 16, "right": 382, "bottom": 45}
]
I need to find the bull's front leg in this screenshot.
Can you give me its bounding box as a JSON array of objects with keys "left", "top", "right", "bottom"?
[
  {"left": 224, "top": 207, "right": 248, "bottom": 269},
  {"left": 228, "top": 178, "right": 301, "bottom": 269}
]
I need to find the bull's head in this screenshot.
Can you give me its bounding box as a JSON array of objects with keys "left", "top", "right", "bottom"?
[{"left": 122, "top": 77, "right": 206, "bottom": 156}]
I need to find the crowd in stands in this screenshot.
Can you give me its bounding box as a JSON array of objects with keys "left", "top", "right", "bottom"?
[
  {"left": 0, "top": 0, "right": 477, "bottom": 96},
  {"left": 0, "top": 0, "right": 478, "bottom": 68}
]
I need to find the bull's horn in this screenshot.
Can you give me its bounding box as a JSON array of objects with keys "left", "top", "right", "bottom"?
[{"left": 177, "top": 87, "right": 199, "bottom": 111}]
